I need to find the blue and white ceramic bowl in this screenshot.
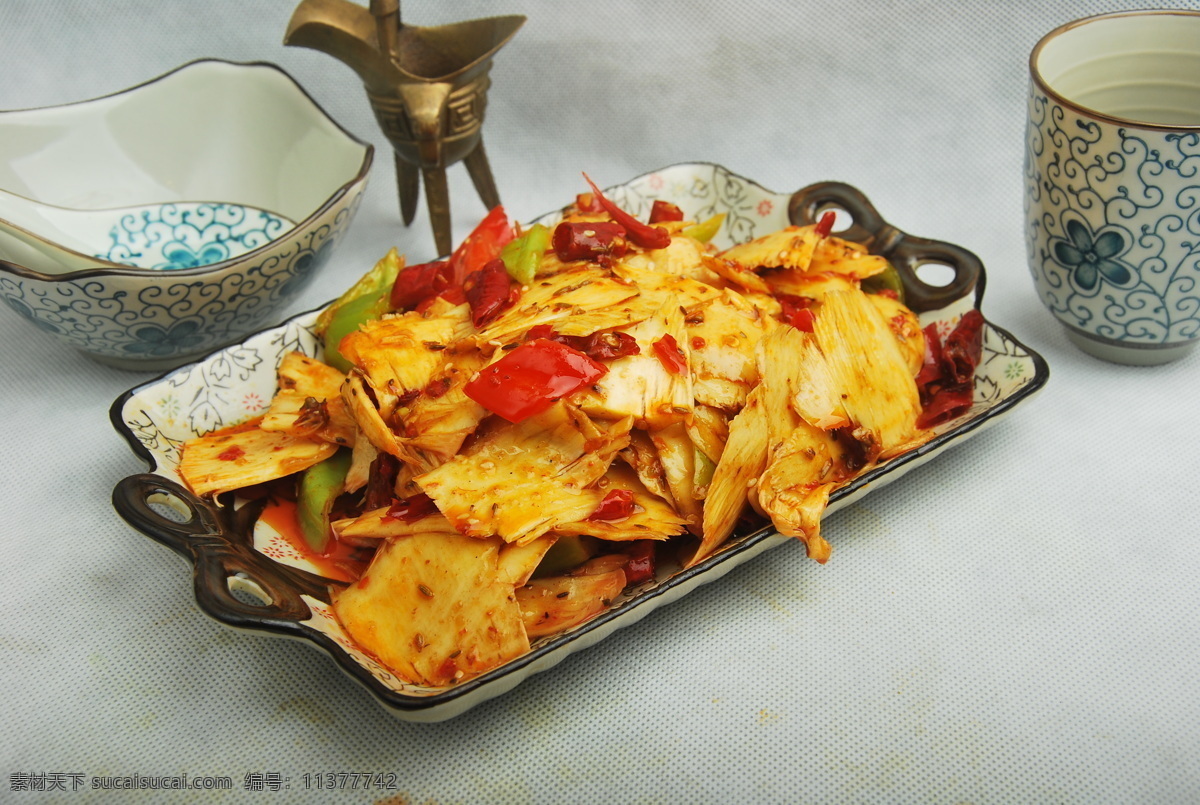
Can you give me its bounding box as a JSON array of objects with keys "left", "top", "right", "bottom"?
[
  {"left": 98, "top": 201, "right": 297, "bottom": 271},
  {"left": 1024, "top": 10, "right": 1200, "bottom": 366},
  {"left": 0, "top": 59, "right": 373, "bottom": 371}
]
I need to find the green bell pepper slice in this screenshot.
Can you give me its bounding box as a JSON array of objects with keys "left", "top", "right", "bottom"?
[
  {"left": 317, "top": 250, "right": 402, "bottom": 372},
  {"left": 297, "top": 448, "right": 353, "bottom": 553},
  {"left": 693, "top": 447, "right": 716, "bottom": 491},
  {"left": 681, "top": 213, "right": 726, "bottom": 244},
  {"left": 861, "top": 261, "right": 906, "bottom": 305},
  {"left": 532, "top": 535, "right": 597, "bottom": 578},
  {"left": 500, "top": 223, "right": 551, "bottom": 285}
]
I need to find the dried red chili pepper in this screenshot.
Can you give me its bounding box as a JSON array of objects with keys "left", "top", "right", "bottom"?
[
  {"left": 942, "top": 309, "right": 985, "bottom": 386},
  {"left": 778, "top": 294, "right": 817, "bottom": 332},
  {"left": 583, "top": 173, "right": 671, "bottom": 250},
  {"left": 383, "top": 492, "right": 439, "bottom": 523},
  {"left": 917, "top": 385, "right": 976, "bottom": 430},
  {"left": 424, "top": 376, "right": 452, "bottom": 398},
  {"left": 648, "top": 200, "right": 685, "bottom": 224},
  {"left": 421, "top": 283, "right": 466, "bottom": 310},
  {"left": 579, "top": 331, "right": 640, "bottom": 360},
  {"left": 362, "top": 453, "right": 401, "bottom": 511},
  {"left": 552, "top": 221, "right": 629, "bottom": 263},
  {"left": 915, "top": 310, "right": 985, "bottom": 429},
  {"left": 525, "top": 325, "right": 641, "bottom": 361},
  {"left": 292, "top": 396, "right": 330, "bottom": 436},
  {"left": 393, "top": 207, "right": 514, "bottom": 311},
  {"left": 814, "top": 209, "right": 837, "bottom": 238},
  {"left": 623, "top": 540, "right": 657, "bottom": 585},
  {"left": 915, "top": 323, "right": 944, "bottom": 392},
  {"left": 588, "top": 488, "right": 634, "bottom": 521},
  {"left": 390, "top": 259, "right": 449, "bottom": 310},
  {"left": 573, "top": 192, "right": 604, "bottom": 214},
  {"left": 463, "top": 258, "right": 518, "bottom": 328}
]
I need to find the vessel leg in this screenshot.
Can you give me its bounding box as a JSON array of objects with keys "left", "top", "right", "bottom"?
[{"left": 464, "top": 139, "right": 501, "bottom": 210}]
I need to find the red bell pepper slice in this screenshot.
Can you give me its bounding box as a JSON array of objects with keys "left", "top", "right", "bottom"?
[
  {"left": 651, "top": 333, "right": 688, "bottom": 375},
  {"left": 463, "top": 338, "right": 608, "bottom": 423},
  {"left": 583, "top": 174, "right": 671, "bottom": 250},
  {"left": 445, "top": 205, "right": 515, "bottom": 287}
]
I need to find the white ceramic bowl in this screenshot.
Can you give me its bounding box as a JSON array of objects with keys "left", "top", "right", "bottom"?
[{"left": 0, "top": 59, "right": 373, "bottom": 370}]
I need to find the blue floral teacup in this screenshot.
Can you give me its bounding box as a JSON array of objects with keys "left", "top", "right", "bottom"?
[{"left": 1024, "top": 10, "right": 1200, "bottom": 365}]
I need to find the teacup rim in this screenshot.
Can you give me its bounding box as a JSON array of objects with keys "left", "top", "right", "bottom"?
[{"left": 1029, "top": 8, "right": 1200, "bottom": 133}]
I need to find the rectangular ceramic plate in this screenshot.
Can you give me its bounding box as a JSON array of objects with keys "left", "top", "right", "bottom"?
[{"left": 111, "top": 163, "right": 1049, "bottom": 721}]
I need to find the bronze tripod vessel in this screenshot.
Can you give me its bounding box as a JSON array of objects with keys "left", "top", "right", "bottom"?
[{"left": 285, "top": 0, "right": 524, "bottom": 255}]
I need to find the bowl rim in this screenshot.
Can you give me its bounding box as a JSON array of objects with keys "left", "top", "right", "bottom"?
[{"left": 0, "top": 57, "right": 374, "bottom": 283}]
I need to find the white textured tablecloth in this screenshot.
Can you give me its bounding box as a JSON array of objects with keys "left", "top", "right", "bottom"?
[{"left": 3, "top": 1, "right": 1199, "bottom": 802}]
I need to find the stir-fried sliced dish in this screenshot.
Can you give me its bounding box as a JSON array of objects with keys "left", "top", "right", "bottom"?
[
  {"left": 175, "top": 178, "right": 985, "bottom": 686},
  {"left": 180, "top": 423, "right": 338, "bottom": 498},
  {"left": 332, "top": 528, "right": 528, "bottom": 687},
  {"left": 417, "top": 403, "right": 632, "bottom": 545}
]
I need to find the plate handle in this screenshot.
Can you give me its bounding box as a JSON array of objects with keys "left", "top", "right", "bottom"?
[
  {"left": 788, "top": 181, "right": 984, "bottom": 312},
  {"left": 112, "top": 474, "right": 325, "bottom": 628}
]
